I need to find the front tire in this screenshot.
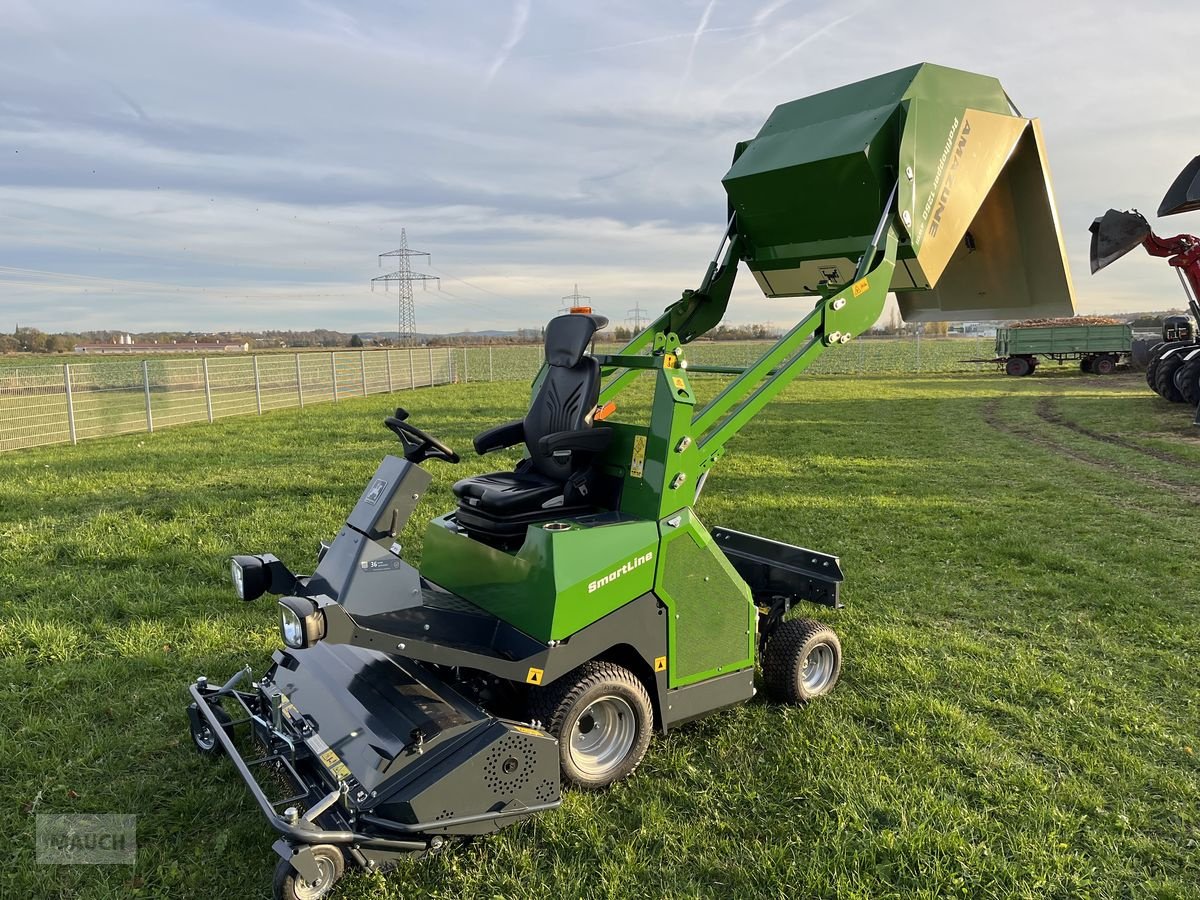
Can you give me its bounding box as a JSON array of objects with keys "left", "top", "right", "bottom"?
[
  {"left": 762, "top": 618, "right": 842, "bottom": 704},
  {"left": 1094, "top": 355, "right": 1117, "bottom": 376},
  {"left": 188, "top": 702, "right": 232, "bottom": 757},
  {"left": 1154, "top": 351, "right": 1189, "bottom": 402},
  {"left": 273, "top": 845, "right": 344, "bottom": 900},
  {"left": 1177, "top": 355, "right": 1200, "bottom": 406},
  {"left": 1005, "top": 357, "right": 1031, "bottom": 377},
  {"left": 529, "top": 661, "right": 653, "bottom": 790}
]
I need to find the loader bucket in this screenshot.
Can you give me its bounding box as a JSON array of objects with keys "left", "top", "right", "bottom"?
[
  {"left": 722, "top": 62, "right": 1076, "bottom": 322},
  {"left": 1089, "top": 209, "right": 1151, "bottom": 273},
  {"left": 1158, "top": 155, "right": 1200, "bottom": 217}
]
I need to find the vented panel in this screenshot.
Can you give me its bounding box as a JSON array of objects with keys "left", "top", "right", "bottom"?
[{"left": 664, "top": 534, "right": 753, "bottom": 679}]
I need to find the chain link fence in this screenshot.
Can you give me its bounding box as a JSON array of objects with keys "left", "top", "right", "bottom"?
[{"left": 1, "top": 348, "right": 454, "bottom": 452}]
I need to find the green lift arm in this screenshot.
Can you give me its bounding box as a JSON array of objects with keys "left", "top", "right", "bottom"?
[{"left": 591, "top": 62, "right": 1075, "bottom": 521}]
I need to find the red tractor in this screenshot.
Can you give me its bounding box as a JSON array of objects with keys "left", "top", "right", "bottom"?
[{"left": 1091, "top": 156, "right": 1200, "bottom": 418}]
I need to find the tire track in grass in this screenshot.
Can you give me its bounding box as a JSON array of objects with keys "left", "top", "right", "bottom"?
[
  {"left": 1034, "top": 397, "right": 1200, "bottom": 470},
  {"left": 980, "top": 396, "right": 1200, "bottom": 506}
]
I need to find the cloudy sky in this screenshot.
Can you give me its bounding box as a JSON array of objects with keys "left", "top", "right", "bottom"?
[{"left": 2, "top": 0, "right": 1198, "bottom": 334}]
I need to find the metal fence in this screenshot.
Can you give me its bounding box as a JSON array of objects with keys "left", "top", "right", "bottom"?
[
  {"left": 0, "top": 348, "right": 454, "bottom": 452},
  {"left": 1, "top": 336, "right": 995, "bottom": 453}
]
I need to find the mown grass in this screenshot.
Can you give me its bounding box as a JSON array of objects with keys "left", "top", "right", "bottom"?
[{"left": 2, "top": 369, "right": 1199, "bottom": 899}]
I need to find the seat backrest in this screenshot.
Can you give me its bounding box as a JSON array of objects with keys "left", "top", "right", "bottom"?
[{"left": 524, "top": 314, "right": 604, "bottom": 481}]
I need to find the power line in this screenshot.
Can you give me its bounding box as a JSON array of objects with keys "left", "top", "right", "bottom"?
[
  {"left": 371, "top": 229, "right": 438, "bottom": 346},
  {"left": 560, "top": 283, "right": 591, "bottom": 314},
  {"left": 626, "top": 301, "right": 648, "bottom": 331}
]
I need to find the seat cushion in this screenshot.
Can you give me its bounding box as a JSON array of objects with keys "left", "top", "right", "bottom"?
[{"left": 452, "top": 470, "right": 565, "bottom": 516}]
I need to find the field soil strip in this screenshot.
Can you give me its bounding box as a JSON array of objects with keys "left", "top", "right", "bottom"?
[
  {"left": 1034, "top": 396, "right": 1200, "bottom": 470},
  {"left": 980, "top": 395, "right": 1200, "bottom": 505}
]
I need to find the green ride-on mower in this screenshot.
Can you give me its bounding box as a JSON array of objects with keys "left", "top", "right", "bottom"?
[{"left": 187, "top": 63, "right": 1075, "bottom": 899}]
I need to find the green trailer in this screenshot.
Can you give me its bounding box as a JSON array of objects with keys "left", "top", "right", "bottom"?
[{"left": 994, "top": 323, "right": 1132, "bottom": 376}]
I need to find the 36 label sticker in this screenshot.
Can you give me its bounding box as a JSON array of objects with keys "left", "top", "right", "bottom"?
[{"left": 852, "top": 278, "right": 870, "bottom": 297}]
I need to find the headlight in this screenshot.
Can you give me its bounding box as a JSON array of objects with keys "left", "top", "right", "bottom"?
[
  {"left": 278, "top": 597, "right": 326, "bottom": 649},
  {"left": 231, "top": 555, "right": 268, "bottom": 602}
]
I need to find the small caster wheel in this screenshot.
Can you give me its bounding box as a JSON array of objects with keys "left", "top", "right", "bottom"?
[
  {"left": 762, "top": 618, "right": 842, "bottom": 704},
  {"left": 273, "top": 845, "right": 345, "bottom": 900},
  {"left": 187, "top": 702, "right": 232, "bottom": 757}
]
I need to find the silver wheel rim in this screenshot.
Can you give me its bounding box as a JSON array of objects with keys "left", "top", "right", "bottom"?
[
  {"left": 293, "top": 856, "right": 335, "bottom": 900},
  {"left": 569, "top": 695, "right": 636, "bottom": 778},
  {"left": 194, "top": 723, "right": 215, "bottom": 751},
  {"left": 800, "top": 643, "right": 836, "bottom": 694}
]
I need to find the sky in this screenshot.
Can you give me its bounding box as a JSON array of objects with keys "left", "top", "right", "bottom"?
[{"left": 1, "top": 0, "right": 1199, "bottom": 335}]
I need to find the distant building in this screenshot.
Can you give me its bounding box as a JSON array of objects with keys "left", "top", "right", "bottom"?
[{"left": 73, "top": 339, "right": 250, "bottom": 354}]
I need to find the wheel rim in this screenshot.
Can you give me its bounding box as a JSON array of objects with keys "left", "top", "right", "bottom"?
[
  {"left": 293, "top": 857, "right": 335, "bottom": 900},
  {"left": 569, "top": 695, "right": 636, "bottom": 778},
  {"left": 193, "top": 722, "right": 216, "bottom": 751},
  {"left": 799, "top": 643, "right": 836, "bottom": 694}
]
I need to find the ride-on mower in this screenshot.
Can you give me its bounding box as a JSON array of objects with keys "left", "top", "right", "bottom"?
[
  {"left": 187, "top": 63, "right": 1075, "bottom": 899},
  {"left": 1090, "top": 155, "right": 1200, "bottom": 419}
]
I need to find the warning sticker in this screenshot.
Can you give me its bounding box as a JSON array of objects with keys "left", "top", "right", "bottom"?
[
  {"left": 851, "top": 278, "right": 870, "bottom": 297},
  {"left": 526, "top": 667, "right": 544, "bottom": 685},
  {"left": 672, "top": 376, "right": 687, "bottom": 391},
  {"left": 630, "top": 435, "right": 647, "bottom": 479},
  {"left": 654, "top": 656, "right": 667, "bottom": 673},
  {"left": 318, "top": 748, "right": 352, "bottom": 782}
]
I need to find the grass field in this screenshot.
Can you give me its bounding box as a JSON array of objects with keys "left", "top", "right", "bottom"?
[{"left": 2, "top": 368, "right": 1199, "bottom": 899}]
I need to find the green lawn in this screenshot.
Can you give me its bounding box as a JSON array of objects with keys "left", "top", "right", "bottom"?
[{"left": 2, "top": 370, "right": 1198, "bottom": 899}]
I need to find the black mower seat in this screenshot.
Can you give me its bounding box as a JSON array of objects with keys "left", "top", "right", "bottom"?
[
  {"left": 453, "top": 470, "right": 565, "bottom": 516},
  {"left": 452, "top": 313, "right": 612, "bottom": 540}
]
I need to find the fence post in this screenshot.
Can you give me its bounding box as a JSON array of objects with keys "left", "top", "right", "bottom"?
[
  {"left": 489, "top": 346, "right": 494, "bottom": 381},
  {"left": 331, "top": 352, "right": 339, "bottom": 402},
  {"left": 253, "top": 355, "right": 263, "bottom": 414},
  {"left": 428, "top": 348, "right": 434, "bottom": 386},
  {"left": 386, "top": 350, "right": 394, "bottom": 392},
  {"left": 295, "top": 353, "right": 304, "bottom": 407},
  {"left": 447, "top": 347, "right": 453, "bottom": 384},
  {"left": 63, "top": 364, "right": 77, "bottom": 445},
  {"left": 915, "top": 328, "right": 922, "bottom": 372},
  {"left": 462, "top": 347, "right": 467, "bottom": 383},
  {"left": 142, "top": 360, "right": 154, "bottom": 433},
  {"left": 360, "top": 350, "right": 367, "bottom": 395},
  {"left": 203, "top": 358, "right": 214, "bottom": 422},
  {"left": 408, "top": 350, "right": 415, "bottom": 389}
]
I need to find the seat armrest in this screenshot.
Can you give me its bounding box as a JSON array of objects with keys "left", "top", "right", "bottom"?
[
  {"left": 473, "top": 419, "right": 525, "bottom": 455},
  {"left": 537, "top": 427, "right": 613, "bottom": 459}
]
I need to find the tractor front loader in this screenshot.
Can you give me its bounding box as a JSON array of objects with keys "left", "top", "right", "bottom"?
[
  {"left": 1091, "top": 155, "right": 1200, "bottom": 417},
  {"left": 187, "top": 63, "right": 1074, "bottom": 899}
]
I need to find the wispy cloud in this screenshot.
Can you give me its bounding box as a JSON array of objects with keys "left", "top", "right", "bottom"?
[
  {"left": 720, "top": 12, "right": 856, "bottom": 99},
  {"left": 675, "top": 0, "right": 718, "bottom": 103},
  {"left": 484, "top": 0, "right": 532, "bottom": 89}
]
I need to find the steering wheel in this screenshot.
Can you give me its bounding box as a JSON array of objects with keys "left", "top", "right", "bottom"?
[{"left": 383, "top": 409, "right": 460, "bottom": 465}]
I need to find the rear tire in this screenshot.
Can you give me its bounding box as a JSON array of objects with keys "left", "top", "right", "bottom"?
[
  {"left": 273, "top": 845, "right": 344, "bottom": 900},
  {"left": 762, "top": 618, "right": 842, "bottom": 704},
  {"left": 1177, "top": 355, "right": 1200, "bottom": 406},
  {"left": 1154, "top": 351, "right": 1189, "bottom": 402},
  {"left": 1094, "top": 355, "right": 1117, "bottom": 376},
  {"left": 529, "top": 661, "right": 653, "bottom": 790},
  {"left": 1005, "top": 357, "right": 1031, "bottom": 377}
]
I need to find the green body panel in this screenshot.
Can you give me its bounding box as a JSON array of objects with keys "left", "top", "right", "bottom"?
[
  {"left": 421, "top": 515, "right": 659, "bottom": 642},
  {"left": 654, "top": 509, "right": 756, "bottom": 687},
  {"left": 995, "top": 324, "right": 1132, "bottom": 357}
]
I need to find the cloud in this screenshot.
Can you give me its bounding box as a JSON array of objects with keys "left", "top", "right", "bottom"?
[
  {"left": 1, "top": 1, "right": 1199, "bottom": 335},
  {"left": 484, "top": 0, "right": 533, "bottom": 89}
]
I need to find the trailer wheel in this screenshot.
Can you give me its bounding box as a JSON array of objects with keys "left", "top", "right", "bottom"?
[
  {"left": 529, "top": 661, "right": 653, "bottom": 790},
  {"left": 1154, "top": 351, "right": 1189, "bottom": 402},
  {"left": 762, "top": 618, "right": 842, "bottom": 704},
  {"left": 187, "top": 702, "right": 232, "bottom": 757},
  {"left": 1094, "top": 355, "right": 1117, "bottom": 376},
  {"left": 1004, "top": 357, "right": 1031, "bottom": 377},
  {"left": 1079, "top": 357, "right": 1093, "bottom": 373},
  {"left": 273, "top": 845, "right": 344, "bottom": 900},
  {"left": 1177, "top": 356, "right": 1200, "bottom": 406}
]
